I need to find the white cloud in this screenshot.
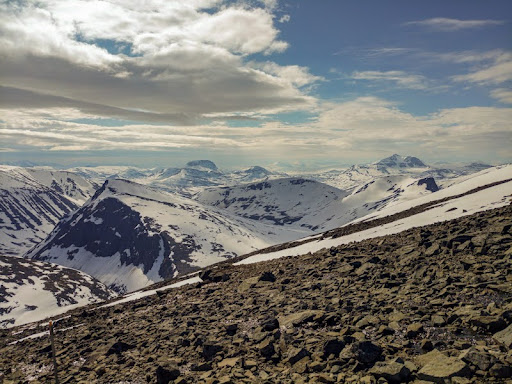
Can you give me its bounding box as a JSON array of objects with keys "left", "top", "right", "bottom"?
[
  {"left": 260, "top": 0, "right": 278, "bottom": 11},
  {"left": 432, "top": 50, "right": 507, "bottom": 64},
  {"left": 0, "top": 0, "right": 315, "bottom": 120},
  {"left": 250, "top": 62, "right": 324, "bottom": 87},
  {"left": 279, "top": 14, "right": 290, "bottom": 23},
  {"left": 404, "top": 18, "right": 505, "bottom": 31},
  {"left": 306, "top": 98, "right": 512, "bottom": 162},
  {"left": 190, "top": 7, "right": 287, "bottom": 54},
  {"left": 490, "top": 88, "right": 512, "bottom": 104},
  {"left": 452, "top": 54, "right": 512, "bottom": 85},
  {"left": 353, "top": 49, "right": 512, "bottom": 91}
]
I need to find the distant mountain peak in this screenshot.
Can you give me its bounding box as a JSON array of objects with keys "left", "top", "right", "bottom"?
[
  {"left": 376, "top": 154, "right": 427, "bottom": 168},
  {"left": 186, "top": 160, "right": 218, "bottom": 171},
  {"left": 245, "top": 166, "right": 270, "bottom": 173}
]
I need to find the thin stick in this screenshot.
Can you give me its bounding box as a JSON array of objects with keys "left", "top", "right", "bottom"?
[{"left": 49, "top": 321, "right": 60, "bottom": 384}]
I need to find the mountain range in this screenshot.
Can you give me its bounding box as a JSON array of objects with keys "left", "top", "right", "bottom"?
[{"left": 0, "top": 154, "right": 510, "bottom": 327}]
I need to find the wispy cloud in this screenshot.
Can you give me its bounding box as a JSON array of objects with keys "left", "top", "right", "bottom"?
[
  {"left": 404, "top": 17, "right": 505, "bottom": 31},
  {"left": 351, "top": 70, "right": 433, "bottom": 90},
  {"left": 490, "top": 88, "right": 512, "bottom": 104},
  {"left": 451, "top": 52, "right": 512, "bottom": 85},
  {"left": 279, "top": 14, "right": 290, "bottom": 23}
]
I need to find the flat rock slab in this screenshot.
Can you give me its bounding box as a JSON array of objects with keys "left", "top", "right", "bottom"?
[
  {"left": 417, "top": 355, "right": 470, "bottom": 383},
  {"left": 494, "top": 324, "right": 512, "bottom": 348}
]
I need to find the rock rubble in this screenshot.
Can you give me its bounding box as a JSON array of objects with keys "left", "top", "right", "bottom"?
[{"left": 1, "top": 204, "right": 511, "bottom": 383}]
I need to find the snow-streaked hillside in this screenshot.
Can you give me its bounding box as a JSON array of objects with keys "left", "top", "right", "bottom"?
[
  {"left": 26, "top": 179, "right": 274, "bottom": 293},
  {"left": 0, "top": 255, "right": 115, "bottom": 328},
  {"left": 196, "top": 178, "right": 350, "bottom": 231},
  {"left": 22, "top": 168, "right": 97, "bottom": 205},
  {"left": 66, "top": 165, "right": 155, "bottom": 185},
  {"left": 237, "top": 164, "right": 512, "bottom": 265},
  {"left": 196, "top": 175, "right": 441, "bottom": 233},
  {"left": 0, "top": 166, "right": 95, "bottom": 256}
]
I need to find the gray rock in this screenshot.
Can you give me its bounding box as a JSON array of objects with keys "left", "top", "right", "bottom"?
[
  {"left": 459, "top": 347, "right": 496, "bottom": 371},
  {"left": 323, "top": 339, "right": 345, "bottom": 360}
]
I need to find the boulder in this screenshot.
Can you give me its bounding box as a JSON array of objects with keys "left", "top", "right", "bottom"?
[
  {"left": 370, "top": 360, "right": 411, "bottom": 383},
  {"left": 287, "top": 347, "right": 310, "bottom": 365},
  {"left": 406, "top": 323, "right": 424, "bottom": 338},
  {"left": 259, "top": 271, "right": 276, "bottom": 282},
  {"left": 417, "top": 355, "right": 470, "bottom": 383},
  {"left": 459, "top": 347, "right": 496, "bottom": 371},
  {"left": 494, "top": 323, "right": 512, "bottom": 348},
  {"left": 323, "top": 339, "right": 345, "bottom": 360},
  {"left": 156, "top": 365, "right": 180, "bottom": 384},
  {"left": 279, "top": 310, "right": 325, "bottom": 328},
  {"left": 258, "top": 338, "right": 276, "bottom": 359},
  {"left": 352, "top": 341, "right": 382, "bottom": 364}
]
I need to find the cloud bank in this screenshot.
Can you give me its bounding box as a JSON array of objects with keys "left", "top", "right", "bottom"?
[
  {"left": 1, "top": 97, "right": 510, "bottom": 164},
  {"left": 0, "top": 0, "right": 317, "bottom": 121}
]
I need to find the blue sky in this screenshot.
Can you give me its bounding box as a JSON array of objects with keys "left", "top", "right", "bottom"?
[{"left": 0, "top": 0, "right": 511, "bottom": 170}]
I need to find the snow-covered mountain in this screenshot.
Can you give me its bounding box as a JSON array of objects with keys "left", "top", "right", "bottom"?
[
  {"left": 375, "top": 154, "right": 427, "bottom": 169},
  {"left": 238, "top": 164, "right": 512, "bottom": 265},
  {"left": 196, "top": 175, "right": 441, "bottom": 233},
  {"left": 0, "top": 255, "right": 115, "bottom": 328},
  {"left": 0, "top": 166, "right": 95, "bottom": 256},
  {"left": 26, "top": 179, "right": 275, "bottom": 293},
  {"left": 196, "top": 178, "right": 350, "bottom": 231},
  {"left": 24, "top": 169, "right": 447, "bottom": 294},
  {"left": 308, "top": 154, "right": 491, "bottom": 191},
  {"left": 22, "top": 168, "right": 97, "bottom": 204},
  {"left": 66, "top": 165, "right": 155, "bottom": 185}
]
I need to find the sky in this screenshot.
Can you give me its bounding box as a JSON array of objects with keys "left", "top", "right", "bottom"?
[{"left": 0, "top": 0, "right": 511, "bottom": 170}]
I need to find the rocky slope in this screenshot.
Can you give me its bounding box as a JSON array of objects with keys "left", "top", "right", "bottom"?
[
  {"left": 1, "top": 204, "right": 511, "bottom": 383},
  {"left": 0, "top": 255, "right": 115, "bottom": 328}
]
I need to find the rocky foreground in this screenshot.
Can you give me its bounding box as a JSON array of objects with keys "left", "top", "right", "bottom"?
[{"left": 1, "top": 204, "right": 512, "bottom": 383}]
